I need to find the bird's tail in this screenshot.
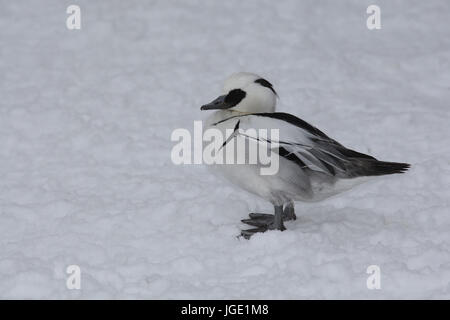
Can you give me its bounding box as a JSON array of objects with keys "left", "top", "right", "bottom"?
[{"left": 360, "top": 160, "right": 410, "bottom": 176}]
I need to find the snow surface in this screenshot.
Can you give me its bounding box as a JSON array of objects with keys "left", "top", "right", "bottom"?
[{"left": 1, "top": 0, "right": 450, "bottom": 299}]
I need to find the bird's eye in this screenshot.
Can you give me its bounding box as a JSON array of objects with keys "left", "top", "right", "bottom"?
[{"left": 225, "top": 89, "right": 246, "bottom": 106}]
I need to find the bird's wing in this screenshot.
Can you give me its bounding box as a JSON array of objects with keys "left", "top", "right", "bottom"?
[{"left": 213, "top": 112, "right": 376, "bottom": 177}]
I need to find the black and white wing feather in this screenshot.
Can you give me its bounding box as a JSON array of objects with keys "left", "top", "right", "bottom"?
[{"left": 213, "top": 113, "right": 409, "bottom": 178}]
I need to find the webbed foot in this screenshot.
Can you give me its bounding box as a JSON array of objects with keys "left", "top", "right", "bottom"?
[{"left": 240, "top": 205, "right": 286, "bottom": 239}]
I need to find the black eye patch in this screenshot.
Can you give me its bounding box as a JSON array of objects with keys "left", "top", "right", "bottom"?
[
  {"left": 255, "top": 78, "right": 277, "bottom": 96},
  {"left": 224, "top": 89, "right": 246, "bottom": 107}
]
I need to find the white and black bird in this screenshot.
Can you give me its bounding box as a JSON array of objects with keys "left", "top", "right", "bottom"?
[{"left": 201, "top": 72, "right": 410, "bottom": 239}]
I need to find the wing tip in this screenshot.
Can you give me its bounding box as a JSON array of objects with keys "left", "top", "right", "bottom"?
[{"left": 367, "top": 161, "right": 411, "bottom": 176}]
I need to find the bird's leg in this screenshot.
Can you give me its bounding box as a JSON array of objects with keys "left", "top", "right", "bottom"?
[
  {"left": 272, "top": 205, "right": 286, "bottom": 231},
  {"left": 283, "top": 201, "right": 296, "bottom": 221},
  {"left": 241, "top": 205, "right": 286, "bottom": 239}
]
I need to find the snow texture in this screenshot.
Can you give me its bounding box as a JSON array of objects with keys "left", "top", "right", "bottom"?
[{"left": 0, "top": 0, "right": 449, "bottom": 299}]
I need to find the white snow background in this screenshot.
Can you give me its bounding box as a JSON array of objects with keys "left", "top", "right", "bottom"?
[{"left": 0, "top": 0, "right": 449, "bottom": 299}]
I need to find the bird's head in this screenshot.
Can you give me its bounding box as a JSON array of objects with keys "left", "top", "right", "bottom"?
[{"left": 201, "top": 72, "right": 277, "bottom": 114}]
